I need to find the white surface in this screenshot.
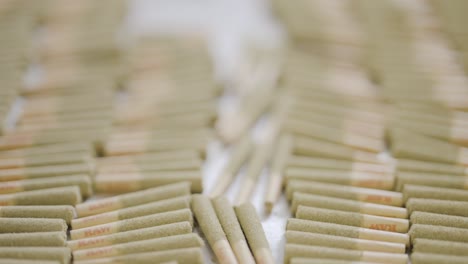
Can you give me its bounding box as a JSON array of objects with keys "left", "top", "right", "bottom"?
[
  {"left": 126, "top": 0, "right": 287, "bottom": 263},
  {"left": 126, "top": 0, "right": 283, "bottom": 82}
]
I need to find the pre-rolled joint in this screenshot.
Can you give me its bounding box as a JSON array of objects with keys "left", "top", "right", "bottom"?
[
  {"left": 286, "top": 218, "right": 409, "bottom": 246},
  {"left": 0, "top": 174, "right": 93, "bottom": 198},
  {"left": 94, "top": 170, "right": 203, "bottom": 194},
  {"left": 285, "top": 230, "right": 405, "bottom": 253},
  {"left": 0, "top": 232, "right": 67, "bottom": 247},
  {"left": 395, "top": 171, "right": 467, "bottom": 191},
  {"left": 0, "top": 186, "right": 82, "bottom": 206},
  {"left": 235, "top": 202, "right": 274, "bottom": 264},
  {"left": 0, "top": 205, "right": 75, "bottom": 224},
  {"left": 72, "top": 233, "right": 204, "bottom": 261},
  {"left": 406, "top": 198, "right": 468, "bottom": 217},
  {"left": 264, "top": 134, "right": 292, "bottom": 213},
  {"left": 403, "top": 184, "right": 468, "bottom": 203},
  {"left": 291, "top": 192, "right": 407, "bottom": 218},
  {"left": 286, "top": 180, "right": 403, "bottom": 207},
  {"left": 0, "top": 247, "right": 71, "bottom": 264},
  {"left": 212, "top": 196, "right": 255, "bottom": 264},
  {"left": 235, "top": 143, "right": 273, "bottom": 205},
  {"left": 72, "top": 196, "right": 190, "bottom": 229},
  {"left": 75, "top": 182, "right": 191, "bottom": 217},
  {"left": 192, "top": 194, "right": 238, "bottom": 264},
  {"left": 0, "top": 258, "right": 61, "bottom": 264},
  {"left": 410, "top": 211, "right": 468, "bottom": 229},
  {"left": 73, "top": 247, "right": 204, "bottom": 264},
  {"left": 209, "top": 135, "right": 253, "bottom": 198},
  {"left": 286, "top": 156, "right": 386, "bottom": 174},
  {"left": 411, "top": 252, "right": 468, "bottom": 264},
  {"left": 0, "top": 141, "right": 93, "bottom": 158},
  {"left": 291, "top": 136, "right": 381, "bottom": 164},
  {"left": 0, "top": 152, "right": 93, "bottom": 170},
  {"left": 284, "top": 244, "right": 407, "bottom": 264},
  {"left": 285, "top": 168, "right": 394, "bottom": 190},
  {"left": 409, "top": 224, "right": 468, "bottom": 244},
  {"left": 396, "top": 158, "right": 466, "bottom": 175},
  {"left": 0, "top": 218, "right": 67, "bottom": 233},
  {"left": 290, "top": 257, "right": 382, "bottom": 264},
  {"left": 390, "top": 128, "right": 463, "bottom": 165},
  {"left": 412, "top": 238, "right": 468, "bottom": 256},
  {"left": 295, "top": 206, "right": 409, "bottom": 233},
  {"left": 96, "top": 150, "right": 200, "bottom": 166},
  {"left": 0, "top": 163, "right": 95, "bottom": 182}
]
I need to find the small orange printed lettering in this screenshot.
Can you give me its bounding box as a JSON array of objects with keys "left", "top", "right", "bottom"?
[
  {"left": 86, "top": 247, "right": 113, "bottom": 257},
  {"left": 365, "top": 195, "right": 383, "bottom": 202},
  {"left": 84, "top": 226, "right": 111, "bottom": 237},
  {"left": 369, "top": 224, "right": 396, "bottom": 232},
  {"left": 78, "top": 237, "right": 105, "bottom": 248},
  {"left": 89, "top": 201, "right": 115, "bottom": 212}
]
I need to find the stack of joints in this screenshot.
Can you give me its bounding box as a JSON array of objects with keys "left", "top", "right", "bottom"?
[
  {"left": 97, "top": 37, "right": 219, "bottom": 194},
  {"left": 0, "top": 1, "right": 122, "bottom": 263},
  {"left": 0, "top": 0, "right": 123, "bottom": 212},
  {"left": 269, "top": 0, "right": 468, "bottom": 263},
  {"left": 265, "top": 0, "right": 397, "bottom": 219},
  {"left": 0, "top": 0, "right": 221, "bottom": 263},
  {"left": 70, "top": 183, "right": 205, "bottom": 263},
  {"left": 355, "top": 1, "right": 468, "bottom": 263},
  {"left": 4, "top": 0, "right": 125, "bottom": 151},
  {"left": 65, "top": 35, "right": 218, "bottom": 264},
  {"left": 273, "top": 1, "right": 405, "bottom": 263}
]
